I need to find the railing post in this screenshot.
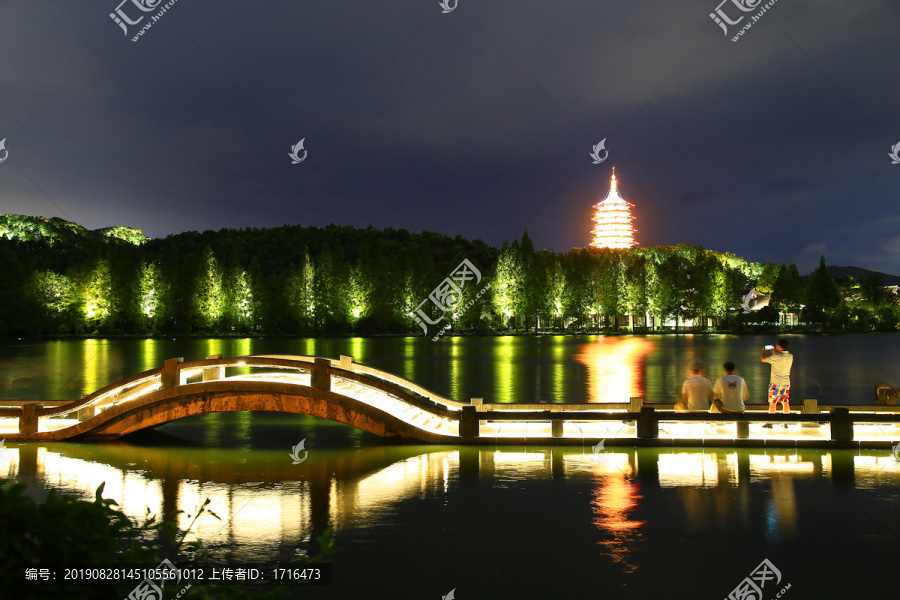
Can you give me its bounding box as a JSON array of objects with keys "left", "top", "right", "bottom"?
[
  {"left": 551, "top": 419, "right": 564, "bottom": 438},
  {"left": 629, "top": 397, "right": 643, "bottom": 413},
  {"left": 830, "top": 407, "right": 853, "bottom": 442},
  {"left": 459, "top": 405, "right": 479, "bottom": 439},
  {"left": 472, "top": 398, "right": 486, "bottom": 427},
  {"left": 161, "top": 358, "right": 183, "bottom": 389},
  {"left": 203, "top": 354, "right": 224, "bottom": 382},
  {"left": 339, "top": 355, "right": 354, "bottom": 371},
  {"left": 637, "top": 406, "right": 658, "bottom": 439},
  {"left": 77, "top": 405, "right": 95, "bottom": 421},
  {"left": 802, "top": 399, "right": 818, "bottom": 414},
  {"left": 19, "top": 404, "right": 41, "bottom": 434},
  {"left": 311, "top": 358, "right": 331, "bottom": 391},
  {"left": 736, "top": 419, "right": 750, "bottom": 438}
]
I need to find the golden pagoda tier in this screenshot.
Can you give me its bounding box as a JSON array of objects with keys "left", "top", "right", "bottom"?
[{"left": 590, "top": 167, "right": 637, "bottom": 249}]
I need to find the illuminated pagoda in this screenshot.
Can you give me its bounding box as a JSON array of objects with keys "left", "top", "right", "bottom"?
[{"left": 590, "top": 167, "right": 637, "bottom": 249}]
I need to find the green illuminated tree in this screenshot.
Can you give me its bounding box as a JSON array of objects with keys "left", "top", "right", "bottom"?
[
  {"left": 192, "top": 246, "right": 224, "bottom": 332},
  {"left": 28, "top": 271, "right": 75, "bottom": 333},
  {"left": 492, "top": 240, "right": 523, "bottom": 328},
  {"left": 803, "top": 256, "right": 841, "bottom": 324},
  {"left": 772, "top": 263, "right": 803, "bottom": 323},
  {"left": 139, "top": 261, "right": 162, "bottom": 330},
  {"left": 860, "top": 272, "right": 887, "bottom": 308},
  {"left": 78, "top": 258, "right": 112, "bottom": 332}
]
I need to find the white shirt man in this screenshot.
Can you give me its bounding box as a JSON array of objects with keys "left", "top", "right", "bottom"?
[
  {"left": 682, "top": 367, "right": 714, "bottom": 411},
  {"left": 762, "top": 339, "right": 794, "bottom": 415},
  {"left": 713, "top": 363, "right": 750, "bottom": 412}
]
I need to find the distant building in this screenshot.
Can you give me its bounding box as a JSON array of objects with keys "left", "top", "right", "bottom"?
[{"left": 590, "top": 167, "right": 637, "bottom": 249}]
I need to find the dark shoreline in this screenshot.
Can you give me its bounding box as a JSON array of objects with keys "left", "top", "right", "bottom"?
[{"left": 2, "top": 326, "right": 897, "bottom": 342}]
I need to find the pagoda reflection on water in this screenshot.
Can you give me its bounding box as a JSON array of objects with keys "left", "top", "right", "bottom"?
[{"left": 590, "top": 167, "right": 637, "bottom": 249}]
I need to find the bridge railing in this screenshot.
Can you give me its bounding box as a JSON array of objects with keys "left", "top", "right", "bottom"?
[
  {"left": 334, "top": 355, "right": 468, "bottom": 411},
  {"left": 6, "top": 354, "right": 900, "bottom": 443},
  {"left": 3, "top": 354, "right": 468, "bottom": 435},
  {"left": 467, "top": 405, "right": 900, "bottom": 443}
]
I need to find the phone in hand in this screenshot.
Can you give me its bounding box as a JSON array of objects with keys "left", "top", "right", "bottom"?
[{"left": 764, "top": 345, "right": 774, "bottom": 350}]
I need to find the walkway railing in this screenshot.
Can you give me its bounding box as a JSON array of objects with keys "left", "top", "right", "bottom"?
[{"left": 1, "top": 355, "right": 899, "bottom": 447}]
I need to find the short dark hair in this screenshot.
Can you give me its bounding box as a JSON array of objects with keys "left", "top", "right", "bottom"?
[
  {"left": 778, "top": 338, "right": 789, "bottom": 350},
  {"left": 723, "top": 361, "right": 735, "bottom": 372}
]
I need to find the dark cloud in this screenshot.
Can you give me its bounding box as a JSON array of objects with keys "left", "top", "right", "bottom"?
[{"left": 1, "top": 0, "right": 898, "bottom": 275}]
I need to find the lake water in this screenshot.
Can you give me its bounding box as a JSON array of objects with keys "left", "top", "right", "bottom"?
[
  {"left": 1, "top": 333, "right": 898, "bottom": 405},
  {"left": 2, "top": 334, "right": 899, "bottom": 598}
]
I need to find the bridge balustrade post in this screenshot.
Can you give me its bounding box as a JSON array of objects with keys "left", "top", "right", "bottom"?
[
  {"left": 77, "top": 405, "right": 95, "bottom": 421},
  {"left": 339, "top": 355, "right": 354, "bottom": 371},
  {"left": 830, "top": 407, "right": 853, "bottom": 442},
  {"left": 19, "top": 404, "right": 41, "bottom": 434},
  {"left": 311, "top": 358, "right": 331, "bottom": 391},
  {"left": 203, "top": 354, "right": 224, "bottom": 382},
  {"left": 629, "top": 397, "right": 643, "bottom": 413},
  {"left": 736, "top": 419, "right": 750, "bottom": 438},
  {"left": 459, "top": 405, "right": 479, "bottom": 439},
  {"left": 551, "top": 419, "right": 564, "bottom": 438},
  {"left": 802, "top": 399, "right": 818, "bottom": 414},
  {"left": 472, "top": 398, "right": 486, "bottom": 427},
  {"left": 161, "top": 358, "right": 184, "bottom": 389},
  {"left": 636, "top": 406, "right": 658, "bottom": 439}
]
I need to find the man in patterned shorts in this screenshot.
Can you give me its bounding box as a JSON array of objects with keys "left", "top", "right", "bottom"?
[{"left": 761, "top": 339, "right": 793, "bottom": 429}]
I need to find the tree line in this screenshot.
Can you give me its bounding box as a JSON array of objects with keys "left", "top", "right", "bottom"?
[{"left": 0, "top": 215, "right": 897, "bottom": 336}]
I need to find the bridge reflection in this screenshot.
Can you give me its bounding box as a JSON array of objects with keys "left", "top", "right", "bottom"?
[{"left": 3, "top": 443, "right": 898, "bottom": 564}]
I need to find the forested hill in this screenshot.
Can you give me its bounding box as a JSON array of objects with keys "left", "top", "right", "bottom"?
[
  {"left": 825, "top": 266, "right": 900, "bottom": 287},
  {"left": 0, "top": 214, "right": 147, "bottom": 246},
  {"left": 0, "top": 214, "right": 896, "bottom": 336},
  {"left": 0, "top": 215, "right": 500, "bottom": 335}
]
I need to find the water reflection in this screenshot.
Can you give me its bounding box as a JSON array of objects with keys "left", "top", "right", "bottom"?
[
  {"left": 1, "top": 334, "right": 897, "bottom": 405},
  {"left": 575, "top": 336, "right": 654, "bottom": 403},
  {"left": 6, "top": 441, "right": 896, "bottom": 569}
]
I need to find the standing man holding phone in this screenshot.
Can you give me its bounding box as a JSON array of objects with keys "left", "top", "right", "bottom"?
[{"left": 761, "top": 339, "right": 793, "bottom": 428}]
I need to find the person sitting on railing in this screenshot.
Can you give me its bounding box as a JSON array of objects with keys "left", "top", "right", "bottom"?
[
  {"left": 681, "top": 363, "right": 713, "bottom": 412},
  {"left": 713, "top": 362, "right": 749, "bottom": 413}
]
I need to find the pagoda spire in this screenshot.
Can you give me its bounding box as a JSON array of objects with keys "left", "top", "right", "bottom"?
[{"left": 589, "top": 167, "right": 637, "bottom": 249}]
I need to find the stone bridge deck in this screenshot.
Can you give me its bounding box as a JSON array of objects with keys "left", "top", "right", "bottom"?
[{"left": 1, "top": 355, "right": 898, "bottom": 448}]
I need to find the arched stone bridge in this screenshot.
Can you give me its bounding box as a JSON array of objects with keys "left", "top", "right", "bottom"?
[
  {"left": 1, "top": 355, "right": 479, "bottom": 443},
  {"left": 3, "top": 355, "right": 892, "bottom": 447}
]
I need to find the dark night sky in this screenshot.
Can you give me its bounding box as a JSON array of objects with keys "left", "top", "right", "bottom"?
[{"left": 1, "top": 0, "right": 898, "bottom": 274}]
